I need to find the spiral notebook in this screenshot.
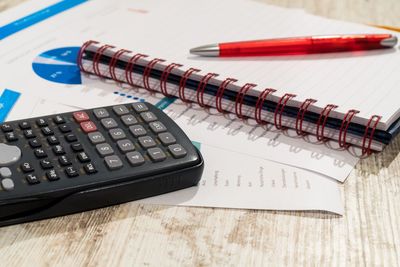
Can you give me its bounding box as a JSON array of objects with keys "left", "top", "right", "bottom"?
[{"left": 77, "top": 0, "right": 400, "bottom": 154}]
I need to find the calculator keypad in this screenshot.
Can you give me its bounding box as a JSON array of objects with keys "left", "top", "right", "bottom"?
[{"left": 0, "top": 102, "right": 199, "bottom": 199}]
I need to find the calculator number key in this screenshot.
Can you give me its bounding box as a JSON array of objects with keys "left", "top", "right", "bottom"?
[
  {"left": 96, "top": 143, "right": 114, "bottom": 157},
  {"left": 126, "top": 151, "right": 145, "bottom": 166},
  {"left": 109, "top": 128, "right": 126, "bottom": 141},
  {"left": 104, "top": 155, "right": 123, "bottom": 170},
  {"left": 168, "top": 144, "right": 187, "bottom": 158},
  {"left": 129, "top": 125, "right": 146, "bottom": 137},
  {"left": 148, "top": 147, "right": 166, "bottom": 162},
  {"left": 88, "top": 132, "right": 105, "bottom": 144},
  {"left": 117, "top": 139, "right": 135, "bottom": 153},
  {"left": 138, "top": 136, "right": 156, "bottom": 149}
]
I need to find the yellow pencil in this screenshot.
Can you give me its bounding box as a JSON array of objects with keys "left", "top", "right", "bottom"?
[{"left": 371, "top": 24, "right": 400, "bottom": 33}]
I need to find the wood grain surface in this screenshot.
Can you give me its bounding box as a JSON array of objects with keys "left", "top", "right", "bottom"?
[{"left": 1, "top": 0, "right": 400, "bottom": 266}]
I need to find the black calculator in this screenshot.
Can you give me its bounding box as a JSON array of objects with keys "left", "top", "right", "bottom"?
[{"left": 0, "top": 102, "right": 204, "bottom": 227}]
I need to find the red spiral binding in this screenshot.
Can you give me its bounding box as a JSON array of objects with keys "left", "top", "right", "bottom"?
[
  {"left": 295, "top": 98, "right": 317, "bottom": 135},
  {"left": 78, "top": 40, "right": 99, "bottom": 73},
  {"left": 338, "top": 109, "right": 360, "bottom": 148},
  {"left": 274, "top": 93, "right": 296, "bottom": 130},
  {"left": 178, "top": 68, "right": 201, "bottom": 103},
  {"left": 235, "top": 83, "right": 256, "bottom": 119},
  {"left": 316, "top": 104, "right": 338, "bottom": 141},
  {"left": 160, "top": 63, "right": 183, "bottom": 97},
  {"left": 142, "top": 58, "right": 166, "bottom": 92},
  {"left": 92, "top": 44, "right": 115, "bottom": 78},
  {"left": 254, "top": 88, "right": 276, "bottom": 124},
  {"left": 361, "top": 115, "right": 381, "bottom": 155},
  {"left": 109, "top": 49, "right": 131, "bottom": 82},
  {"left": 196, "top": 73, "right": 219, "bottom": 108},
  {"left": 125, "top": 53, "right": 148, "bottom": 87},
  {"left": 215, "top": 78, "right": 237, "bottom": 113}
]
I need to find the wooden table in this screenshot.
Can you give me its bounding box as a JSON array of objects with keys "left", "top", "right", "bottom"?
[{"left": 1, "top": 0, "right": 400, "bottom": 265}]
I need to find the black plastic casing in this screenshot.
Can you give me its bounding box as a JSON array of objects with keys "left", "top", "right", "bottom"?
[{"left": 0, "top": 102, "right": 204, "bottom": 227}]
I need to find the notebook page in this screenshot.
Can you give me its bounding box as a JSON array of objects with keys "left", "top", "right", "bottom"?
[{"left": 92, "top": 0, "right": 400, "bottom": 129}]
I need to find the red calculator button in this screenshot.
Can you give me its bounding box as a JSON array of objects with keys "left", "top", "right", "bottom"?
[
  {"left": 73, "top": 112, "right": 90, "bottom": 122},
  {"left": 80, "top": 121, "right": 97, "bottom": 133}
]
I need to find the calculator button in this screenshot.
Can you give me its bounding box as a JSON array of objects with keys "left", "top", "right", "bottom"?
[
  {"left": 113, "top": 105, "right": 129, "bottom": 116},
  {"left": 53, "top": 145, "right": 65, "bottom": 155},
  {"left": 168, "top": 144, "right": 187, "bottom": 158},
  {"left": 36, "top": 118, "right": 47, "bottom": 127},
  {"left": 88, "top": 132, "right": 106, "bottom": 144},
  {"left": 47, "top": 136, "right": 60, "bottom": 145},
  {"left": 147, "top": 147, "right": 167, "bottom": 162},
  {"left": 121, "top": 114, "right": 138, "bottom": 126},
  {"left": 21, "top": 162, "right": 34, "bottom": 173},
  {"left": 129, "top": 125, "right": 146, "bottom": 137},
  {"left": 65, "top": 133, "right": 78, "bottom": 143},
  {"left": 117, "top": 139, "right": 135, "bottom": 153},
  {"left": 0, "top": 144, "right": 21, "bottom": 166},
  {"left": 1, "top": 123, "right": 13, "bottom": 132},
  {"left": 96, "top": 143, "right": 114, "bottom": 157},
  {"left": 65, "top": 166, "right": 79, "bottom": 178},
  {"left": 80, "top": 121, "right": 97, "bottom": 133},
  {"left": 149, "top": 121, "right": 167, "bottom": 133},
  {"left": 34, "top": 148, "right": 47, "bottom": 158},
  {"left": 59, "top": 124, "right": 71, "bottom": 133},
  {"left": 26, "top": 174, "right": 40, "bottom": 185},
  {"left": 53, "top": 115, "right": 66, "bottom": 124},
  {"left": 126, "top": 151, "right": 145, "bottom": 166},
  {"left": 40, "top": 159, "right": 53, "bottom": 169},
  {"left": 23, "top": 129, "right": 36, "bottom": 139},
  {"left": 5, "top": 132, "right": 18, "bottom": 142},
  {"left": 109, "top": 128, "right": 126, "bottom": 141},
  {"left": 101, "top": 118, "right": 118, "bottom": 129},
  {"left": 1, "top": 178, "right": 14, "bottom": 191},
  {"left": 41, "top": 127, "right": 53, "bottom": 136},
  {"left": 132, "top": 102, "right": 148, "bottom": 112},
  {"left": 140, "top": 112, "right": 157, "bottom": 122},
  {"left": 138, "top": 136, "right": 156, "bottom": 148},
  {"left": 19, "top": 121, "right": 31, "bottom": 130},
  {"left": 0, "top": 167, "right": 11, "bottom": 178},
  {"left": 158, "top": 132, "right": 176, "bottom": 145},
  {"left": 73, "top": 111, "right": 90, "bottom": 122},
  {"left": 59, "top": 155, "right": 72, "bottom": 166},
  {"left": 84, "top": 163, "right": 97, "bottom": 174},
  {"left": 104, "top": 155, "right": 123, "bottom": 170},
  {"left": 46, "top": 170, "right": 60, "bottom": 181},
  {"left": 77, "top": 152, "right": 90, "bottom": 163},
  {"left": 29, "top": 139, "right": 42, "bottom": 148},
  {"left": 71, "top": 143, "right": 84, "bottom": 152},
  {"left": 93, "top": 108, "right": 109, "bottom": 119}
]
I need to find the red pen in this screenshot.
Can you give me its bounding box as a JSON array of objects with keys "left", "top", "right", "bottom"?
[{"left": 189, "top": 34, "right": 398, "bottom": 57}]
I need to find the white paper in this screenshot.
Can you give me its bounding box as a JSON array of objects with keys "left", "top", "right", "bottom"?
[{"left": 140, "top": 143, "right": 343, "bottom": 214}]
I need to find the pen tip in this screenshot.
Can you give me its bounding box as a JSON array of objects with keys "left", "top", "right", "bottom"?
[
  {"left": 381, "top": 36, "right": 398, "bottom": 47},
  {"left": 190, "top": 44, "right": 219, "bottom": 56}
]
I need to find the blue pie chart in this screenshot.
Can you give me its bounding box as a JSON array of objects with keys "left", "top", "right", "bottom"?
[{"left": 32, "top": 46, "right": 82, "bottom": 85}]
